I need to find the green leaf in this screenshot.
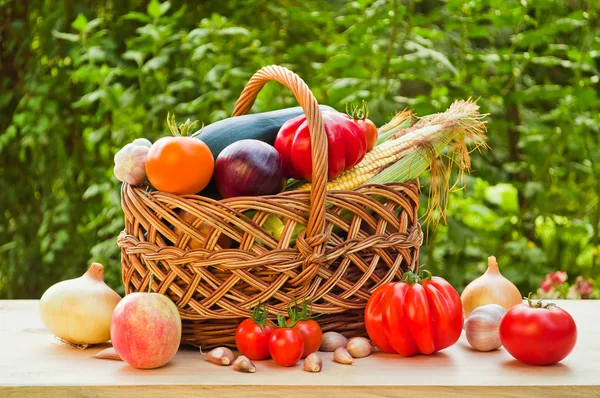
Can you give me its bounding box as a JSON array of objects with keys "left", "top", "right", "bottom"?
[
  {"left": 85, "top": 18, "right": 104, "bottom": 33},
  {"left": 160, "top": 1, "right": 171, "bottom": 16},
  {"left": 71, "top": 14, "right": 88, "bottom": 33},
  {"left": 404, "top": 40, "right": 459, "bottom": 75},
  {"left": 167, "top": 80, "right": 195, "bottom": 92},
  {"left": 141, "top": 55, "right": 169, "bottom": 72},
  {"left": 191, "top": 43, "right": 217, "bottom": 61},
  {"left": 485, "top": 183, "right": 519, "bottom": 213},
  {"left": 122, "top": 12, "right": 152, "bottom": 23},
  {"left": 147, "top": 0, "right": 162, "bottom": 19},
  {"left": 123, "top": 50, "right": 146, "bottom": 67},
  {"left": 217, "top": 27, "right": 250, "bottom": 36},
  {"left": 52, "top": 30, "right": 80, "bottom": 42}
]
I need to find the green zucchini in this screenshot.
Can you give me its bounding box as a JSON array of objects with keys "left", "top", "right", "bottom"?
[{"left": 196, "top": 105, "right": 335, "bottom": 160}]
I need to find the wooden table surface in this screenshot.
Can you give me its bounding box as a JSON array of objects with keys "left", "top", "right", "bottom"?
[{"left": 1, "top": 300, "right": 599, "bottom": 397}]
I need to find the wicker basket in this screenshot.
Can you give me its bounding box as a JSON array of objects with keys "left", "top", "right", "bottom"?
[{"left": 117, "top": 65, "right": 423, "bottom": 348}]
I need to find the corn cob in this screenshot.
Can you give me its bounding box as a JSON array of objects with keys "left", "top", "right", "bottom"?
[
  {"left": 295, "top": 124, "right": 441, "bottom": 191},
  {"left": 294, "top": 100, "right": 487, "bottom": 203}
]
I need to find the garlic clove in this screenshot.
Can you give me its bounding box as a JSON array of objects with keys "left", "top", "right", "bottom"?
[
  {"left": 303, "top": 352, "right": 323, "bottom": 373},
  {"left": 204, "top": 347, "right": 235, "bottom": 366},
  {"left": 319, "top": 332, "right": 348, "bottom": 352},
  {"left": 92, "top": 347, "right": 122, "bottom": 361},
  {"left": 233, "top": 355, "right": 256, "bottom": 373},
  {"left": 333, "top": 347, "right": 355, "bottom": 365},
  {"left": 464, "top": 303, "right": 506, "bottom": 352},
  {"left": 346, "top": 337, "right": 372, "bottom": 358}
]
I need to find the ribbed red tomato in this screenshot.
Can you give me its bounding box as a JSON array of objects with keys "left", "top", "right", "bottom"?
[
  {"left": 364, "top": 272, "right": 463, "bottom": 356},
  {"left": 274, "top": 111, "right": 366, "bottom": 181}
]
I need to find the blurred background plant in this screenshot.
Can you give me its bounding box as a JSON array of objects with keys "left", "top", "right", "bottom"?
[{"left": 1, "top": 0, "right": 599, "bottom": 298}]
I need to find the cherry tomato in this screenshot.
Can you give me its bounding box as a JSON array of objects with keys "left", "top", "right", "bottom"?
[
  {"left": 364, "top": 272, "right": 463, "bottom": 356},
  {"left": 146, "top": 115, "right": 214, "bottom": 195},
  {"left": 268, "top": 328, "right": 304, "bottom": 367},
  {"left": 354, "top": 118, "right": 378, "bottom": 152},
  {"left": 235, "top": 304, "right": 275, "bottom": 360},
  {"left": 499, "top": 299, "right": 577, "bottom": 365},
  {"left": 293, "top": 319, "right": 322, "bottom": 358}
]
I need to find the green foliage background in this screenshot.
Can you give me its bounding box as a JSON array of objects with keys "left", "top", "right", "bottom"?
[{"left": 1, "top": 0, "right": 599, "bottom": 298}]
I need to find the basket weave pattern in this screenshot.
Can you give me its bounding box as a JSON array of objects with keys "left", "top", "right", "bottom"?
[{"left": 118, "top": 65, "right": 423, "bottom": 347}]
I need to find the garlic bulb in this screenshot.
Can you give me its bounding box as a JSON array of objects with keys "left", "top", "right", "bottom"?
[
  {"left": 113, "top": 140, "right": 151, "bottom": 186},
  {"left": 464, "top": 304, "right": 506, "bottom": 351},
  {"left": 461, "top": 256, "right": 522, "bottom": 318},
  {"left": 39, "top": 263, "right": 121, "bottom": 345}
]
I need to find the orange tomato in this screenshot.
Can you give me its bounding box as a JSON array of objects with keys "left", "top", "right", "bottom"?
[
  {"left": 173, "top": 211, "right": 232, "bottom": 249},
  {"left": 146, "top": 136, "right": 214, "bottom": 195}
]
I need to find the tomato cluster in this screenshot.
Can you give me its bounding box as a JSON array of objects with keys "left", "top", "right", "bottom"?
[{"left": 235, "top": 301, "right": 323, "bottom": 367}]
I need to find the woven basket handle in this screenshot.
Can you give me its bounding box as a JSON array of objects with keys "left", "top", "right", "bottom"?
[{"left": 232, "top": 65, "right": 328, "bottom": 242}]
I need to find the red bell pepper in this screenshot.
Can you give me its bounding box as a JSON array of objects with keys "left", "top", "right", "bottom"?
[{"left": 274, "top": 111, "right": 367, "bottom": 181}]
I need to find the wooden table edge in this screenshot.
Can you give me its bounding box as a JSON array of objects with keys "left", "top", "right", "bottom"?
[{"left": 2, "top": 384, "right": 599, "bottom": 398}]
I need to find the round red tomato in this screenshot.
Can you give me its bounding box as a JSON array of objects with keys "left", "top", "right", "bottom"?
[
  {"left": 293, "top": 319, "right": 322, "bottom": 358},
  {"left": 274, "top": 111, "right": 366, "bottom": 181},
  {"left": 268, "top": 328, "right": 304, "bottom": 367},
  {"left": 499, "top": 300, "right": 577, "bottom": 365},
  {"left": 354, "top": 119, "right": 378, "bottom": 152},
  {"left": 346, "top": 101, "right": 378, "bottom": 152},
  {"left": 235, "top": 304, "right": 275, "bottom": 361},
  {"left": 364, "top": 273, "right": 463, "bottom": 356}
]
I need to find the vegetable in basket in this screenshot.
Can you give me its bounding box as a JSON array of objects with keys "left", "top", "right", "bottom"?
[
  {"left": 196, "top": 105, "right": 335, "bottom": 160},
  {"left": 146, "top": 113, "right": 214, "bottom": 195},
  {"left": 214, "top": 139, "right": 286, "bottom": 198},
  {"left": 113, "top": 138, "right": 152, "bottom": 186},
  {"left": 294, "top": 99, "right": 488, "bottom": 225},
  {"left": 275, "top": 110, "right": 367, "bottom": 181},
  {"left": 347, "top": 101, "right": 378, "bottom": 152}
]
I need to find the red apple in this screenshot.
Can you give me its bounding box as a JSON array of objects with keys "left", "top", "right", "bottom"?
[{"left": 110, "top": 292, "right": 182, "bottom": 369}]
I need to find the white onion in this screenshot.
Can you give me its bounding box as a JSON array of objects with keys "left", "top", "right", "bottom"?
[{"left": 39, "top": 263, "right": 121, "bottom": 345}]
